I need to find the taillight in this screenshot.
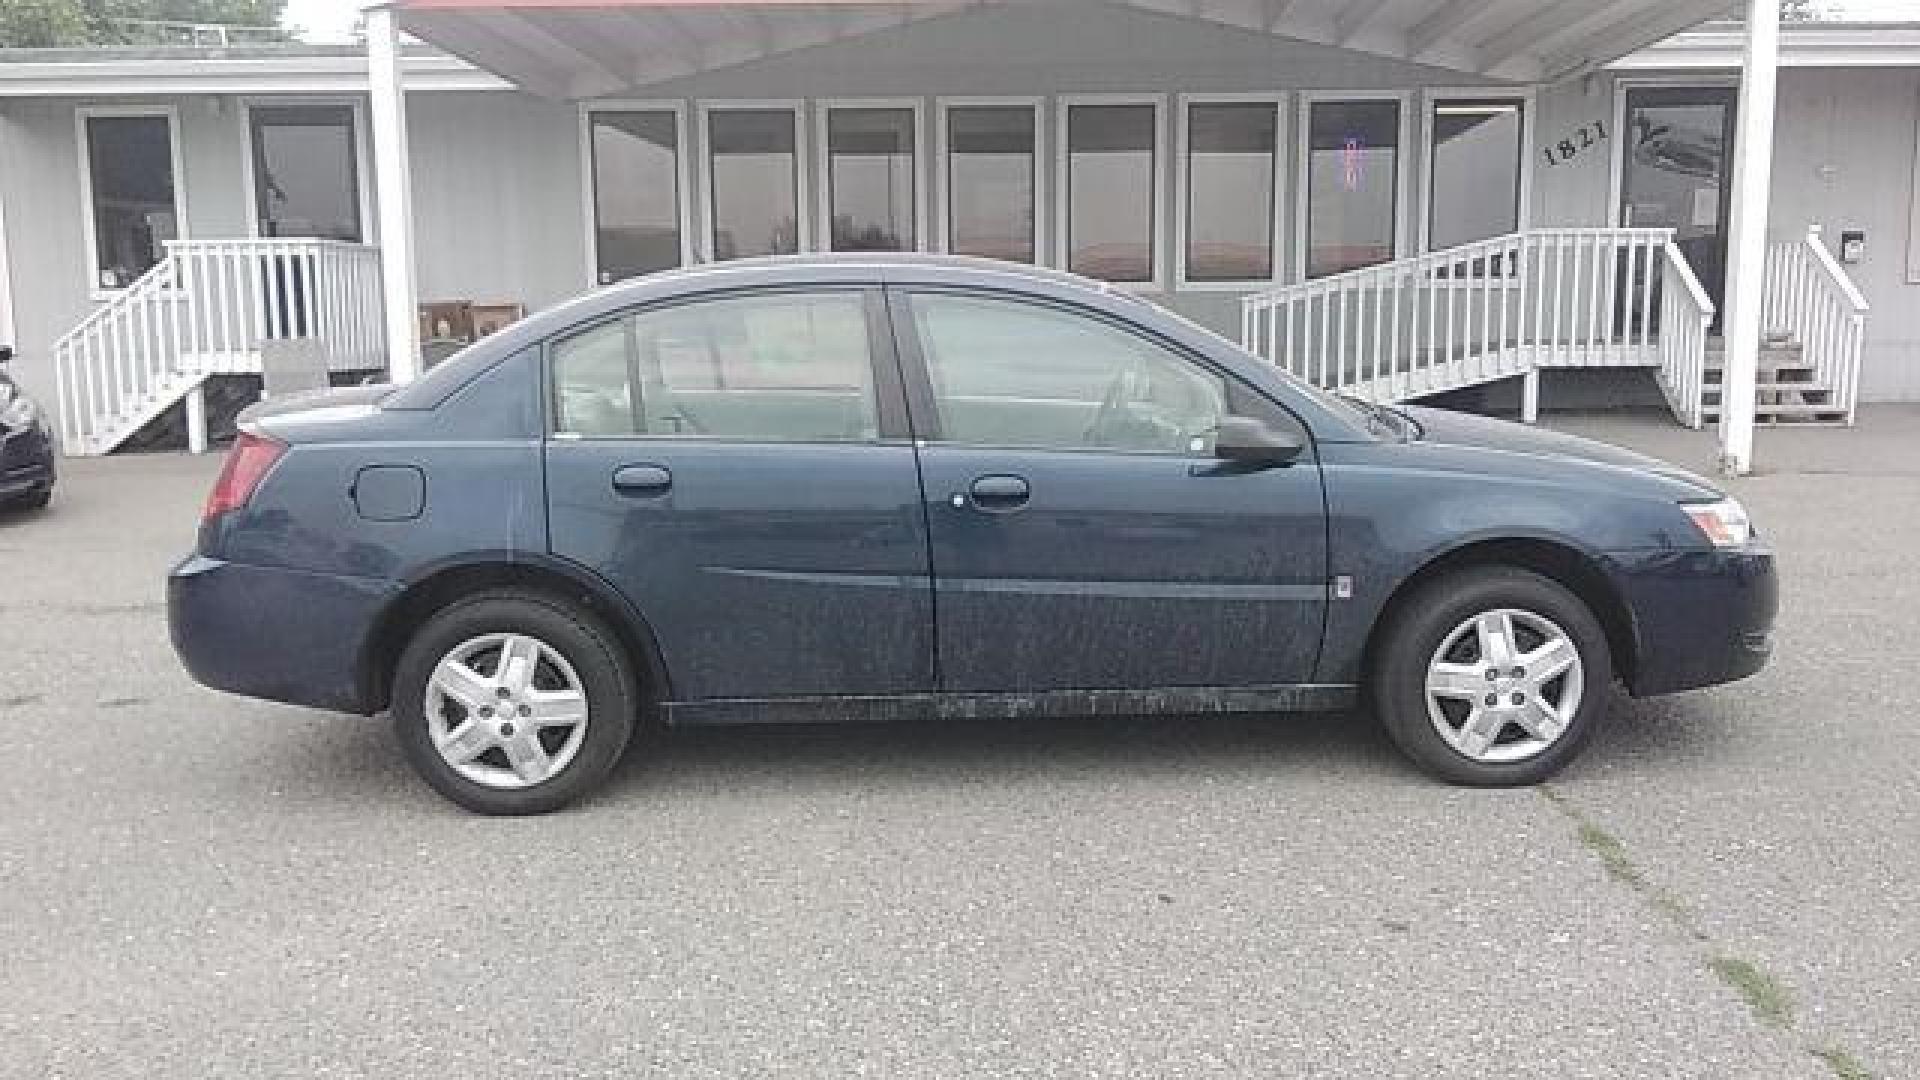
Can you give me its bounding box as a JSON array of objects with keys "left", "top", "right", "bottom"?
[{"left": 204, "top": 431, "right": 287, "bottom": 522}]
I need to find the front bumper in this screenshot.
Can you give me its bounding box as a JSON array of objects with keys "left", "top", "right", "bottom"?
[
  {"left": 0, "top": 421, "right": 55, "bottom": 499},
  {"left": 1612, "top": 542, "right": 1778, "bottom": 697},
  {"left": 168, "top": 555, "right": 400, "bottom": 714}
]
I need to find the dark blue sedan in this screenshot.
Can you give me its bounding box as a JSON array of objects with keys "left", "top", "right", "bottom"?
[{"left": 168, "top": 256, "right": 1776, "bottom": 815}]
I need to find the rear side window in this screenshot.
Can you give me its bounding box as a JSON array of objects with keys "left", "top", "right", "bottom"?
[{"left": 551, "top": 291, "right": 879, "bottom": 443}]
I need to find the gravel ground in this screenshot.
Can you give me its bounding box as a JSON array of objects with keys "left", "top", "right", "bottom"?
[{"left": 1, "top": 407, "right": 1913, "bottom": 1079}]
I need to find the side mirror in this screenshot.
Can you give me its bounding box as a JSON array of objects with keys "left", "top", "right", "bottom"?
[{"left": 1214, "top": 415, "right": 1304, "bottom": 466}]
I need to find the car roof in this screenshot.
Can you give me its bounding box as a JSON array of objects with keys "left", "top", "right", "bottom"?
[
  {"left": 385, "top": 255, "right": 1370, "bottom": 442},
  {"left": 390, "top": 255, "right": 1153, "bottom": 408}
]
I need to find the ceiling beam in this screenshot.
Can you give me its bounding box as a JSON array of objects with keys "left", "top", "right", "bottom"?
[
  {"left": 1335, "top": 0, "right": 1397, "bottom": 45},
  {"left": 1479, "top": 0, "right": 1658, "bottom": 72},
  {"left": 1545, "top": 0, "right": 1742, "bottom": 81},
  {"left": 1406, "top": 0, "right": 1486, "bottom": 59}
]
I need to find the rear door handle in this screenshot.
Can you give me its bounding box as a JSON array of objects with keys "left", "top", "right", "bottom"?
[
  {"left": 965, "top": 474, "right": 1030, "bottom": 514},
  {"left": 612, "top": 464, "right": 673, "bottom": 496}
]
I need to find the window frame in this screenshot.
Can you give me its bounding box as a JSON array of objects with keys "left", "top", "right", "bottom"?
[
  {"left": 239, "top": 97, "right": 373, "bottom": 244},
  {"left": 1294, "top": 91, "right": 1413, "bottom": 282},
  {"left": 696, "top": 99, "right": 813, "bottom": 261},
  {"left": 934, "top": 95, "right": 1046, "bottom": 264},
  {"left": 1175, "top": 92, "right": 1288, "bottom": 291},
  {"left": 1055, "top": 93, "right": 1169, "bottom": 292},
  {"left": 578, "top": 99, "right": 695, "bottom": 286},
  {"left": 813, "top": 97, "right": 929, "bottom": 255},
  {"left": 885, "top": 285, "right": 1307, "bottom": 457},
  {"left": 75, "top": 104, "right": 189, "bottom": 299},
  {"left": 1416, "top": 88, "right": 1535, "bottom": 255},
  {"left": 543, "top": 286, "right": 909, "bottom": 446}
]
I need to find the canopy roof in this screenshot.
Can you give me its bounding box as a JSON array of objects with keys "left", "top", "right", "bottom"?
[{"left": 387, "top": 0, "right": 1741, "bottom": 99}]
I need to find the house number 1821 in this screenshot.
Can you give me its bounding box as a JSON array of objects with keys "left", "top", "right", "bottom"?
[{"left": 1543, "top": 120, "right": 1607, "bottom": 166}]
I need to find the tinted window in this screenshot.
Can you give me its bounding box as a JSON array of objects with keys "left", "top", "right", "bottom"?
[
  {"left": 827, "top": 107, "right": 916, "bottom": 251},
  {"left": 1186, "top": 102, "right": 1277, "bottom": 282},
  {"left": 947, "top": 105, "right": 1036, "bottom": 263},
  {"left": 1306, "top": 100, "right": 1400, "bottom": 278},
  {"left": 909, "top": 292, "right": 1226, "bottom": 455},
  {"left": 84, "top": 114, "right": 179, "bottom": 290},
  {"left": 1429, "top": 100, "right": 1523, "bottom": 250},
  {"left": 553, "top": 292, "right": 877, "bottom": 443},
  {"left": 589, "top": 110, "right": 681, "bottom": 283},
  {"left": 250, "top": 104, "right": 361, "bottom": 242},
  {"left": 1066, "top": 103, "right": 1157, "bottom": 283},
  {"left": 708, "top": 110, "right": 800, "bottom": 260}
]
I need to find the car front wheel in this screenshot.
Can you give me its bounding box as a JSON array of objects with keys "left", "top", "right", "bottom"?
[
  {"left": 392, "top": 591, "right": 637, "bottom": 815},
  {"left": 1371, "top": 566, "right": 1611, "bottom": 786}
]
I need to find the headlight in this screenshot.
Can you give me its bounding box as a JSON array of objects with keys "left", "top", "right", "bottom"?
[{"left": 1683, "top": 499, "right": 1752, "bottom": 548}]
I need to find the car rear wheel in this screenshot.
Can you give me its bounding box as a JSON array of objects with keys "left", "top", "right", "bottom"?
[
  {"left": 4, "top": 486, "right": 50, "bottom": 512},
  {"left": 392, "top": 591, "right": 637, "bottom": 815},
  {"left": 1370, "top": 566, "right": 1611, "bottom": 786}
]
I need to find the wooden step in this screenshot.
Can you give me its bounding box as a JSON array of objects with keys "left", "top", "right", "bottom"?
[{"left": 1702, "top": 400, "right": 1849, "bottom": 425}]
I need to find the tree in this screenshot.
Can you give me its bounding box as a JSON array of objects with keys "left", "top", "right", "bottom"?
[{"left": 0, "top": 0, "right": 288, "bottom": 47}]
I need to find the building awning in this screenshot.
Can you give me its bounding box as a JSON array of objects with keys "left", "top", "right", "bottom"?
[{"left": 387, "top": 0, "right": 1742, "bottom": 100}]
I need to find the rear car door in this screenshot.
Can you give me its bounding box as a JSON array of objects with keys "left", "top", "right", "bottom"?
[
  {"left": 890, "top": 288, "right": 1329, "bottom": 694},
  {"left": 544, "top": 287, "right": 934, "bottom": 701}
]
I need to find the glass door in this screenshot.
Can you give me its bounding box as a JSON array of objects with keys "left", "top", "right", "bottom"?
[
  {"left": 1619, "top": 86, "right": 1736, "bottom": 330},
  {"left": 249, "top": 104, "right": 363, "bottom": 242}
]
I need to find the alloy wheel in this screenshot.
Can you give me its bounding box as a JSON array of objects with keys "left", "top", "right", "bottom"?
[
  {"left": 1424, "top": 608, "right": 1585, "bottom": 764},
  {"left": 425, "top": 633, "right": 590, "bottom": 789}
]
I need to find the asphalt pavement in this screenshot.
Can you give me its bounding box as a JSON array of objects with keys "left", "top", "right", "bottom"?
[{"left": 1, "top": 407, "right": 1914, "bottom": 1079}]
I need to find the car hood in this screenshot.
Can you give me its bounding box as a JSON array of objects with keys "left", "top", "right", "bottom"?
[{"left": 1400, "top": 405, "right": 1723, "bottom": 499}]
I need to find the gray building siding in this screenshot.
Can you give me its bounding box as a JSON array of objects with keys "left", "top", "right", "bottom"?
[{"left": 2, "top": 6, "right": 1917, "bottom": 407}]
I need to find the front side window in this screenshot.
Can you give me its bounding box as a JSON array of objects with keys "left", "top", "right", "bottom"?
[
  {"left": 84, "top": 113, "right": 180, "bottom": 290},
  {"left": 589, "top": 110, "right": 682, "bottom": 284},
  {"left": 946, "top": 105, "right": 1037, "bottom": 263},
  {"left": 909, "top": 292, "right": 1226, "bottom": 455},
  {"left": 1065, "top": 102, "right": 1158, "bottom": 283},
  {"left": 826, "top": 107, "right": 916, "bottom": 251},
  {"left": 1428, "top": 99, "right": 1524, "bottom": 250},
  {"left": 552, "top": 292, "right": 878, "bottom": 443},
  {"left": 707, "top": 109, "right": 800, "bottom": 260},
  {"left": 1305, "top": 100, "right": 1400, "bottom": 278},
  {"left": 250, "top": 104, "right": 362, "bottom": 242},
  {"left": 1185, "top": 101, "right": 1278, "bottom": 282}
]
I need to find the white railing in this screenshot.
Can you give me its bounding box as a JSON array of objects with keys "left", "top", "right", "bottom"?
[
  {"left": 169, "top": 239, "right": 386, "bottom": 375},
  {"left": 52, "top": 238, "right": 384, "bottom": 455},
  {"left": 1241, "top": 228, "right": 1704, "bottom": 424},
  {"left": 1655, "top": 242, "right": 1716, "bottom": 430},
  {"left": 1762, "top": 225, "right": 1868, "bottom": 425}
]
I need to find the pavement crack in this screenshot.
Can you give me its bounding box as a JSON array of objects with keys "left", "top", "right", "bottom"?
[{"left": 1539, "top": 785, "right": 1876, "bottom": 1079}]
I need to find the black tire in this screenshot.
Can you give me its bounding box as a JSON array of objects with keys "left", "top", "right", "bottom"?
[
  {"left": 392, "top": 590, "right": 638, "bottom": 815},
  {"left": 4, "top": 486, "right": 50, "bottom": 512},
  {"left": 1369, "top": 566, "right": 1611, "bottom": 787}
]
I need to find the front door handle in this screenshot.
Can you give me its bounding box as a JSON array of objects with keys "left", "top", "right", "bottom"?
[
  {"left": 965, "top": 474, "right": 1030, "bottom": 514},
  {"left": 612, "top": 464, "right": 673, "bottom": 496}
]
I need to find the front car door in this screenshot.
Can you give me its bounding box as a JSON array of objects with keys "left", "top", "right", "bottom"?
[
  {"left": 544, "top": 287, "right": 934, "bottom": 702},
  {"left": 890, "top": 287, "right": 1329, "bottom": 694}
]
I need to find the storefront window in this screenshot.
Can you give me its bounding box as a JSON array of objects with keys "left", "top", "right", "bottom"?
[
  {"left": 1428, "top": 100, "right": 1523, "bottom": 250},
  {"left": 1186, "top": 102, "right": 1277, "bottom": 282},
  {"left": 708, "top": 109, "right": 800, "bottom": 260},
  {"left": 1305, "top": 100, "right": 1400, "bottom": 278},
  {"left": 946, "top": 105, "right": 1037, "bottom": 263},
  {"left": 1066, "top": 102, "right": 1158, "bottom": 283}
]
